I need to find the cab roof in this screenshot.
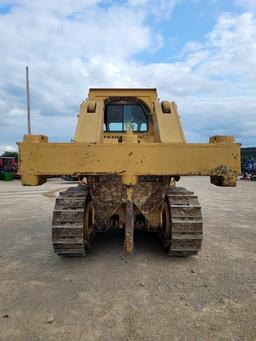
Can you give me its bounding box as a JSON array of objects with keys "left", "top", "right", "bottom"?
[{"left": 88, "top": 88, "right": 158, "bottom": 103}]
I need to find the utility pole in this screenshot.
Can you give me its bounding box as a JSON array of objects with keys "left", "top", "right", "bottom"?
[{"left": 26, "top": 63, "right": 31, "bottom": 134}]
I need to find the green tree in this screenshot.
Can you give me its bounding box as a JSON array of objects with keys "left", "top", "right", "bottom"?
[{"left": 1, "top": 151, "right": 19, "bottom": 161}]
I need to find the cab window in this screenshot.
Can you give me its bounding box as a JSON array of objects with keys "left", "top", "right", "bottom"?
[{"left": 104, "top": 101, "right": 148, "bottom": 132}]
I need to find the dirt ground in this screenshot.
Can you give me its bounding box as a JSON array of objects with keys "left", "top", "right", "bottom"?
[{"left": 0, "top": 177, "right": 255, "bottom": 341}]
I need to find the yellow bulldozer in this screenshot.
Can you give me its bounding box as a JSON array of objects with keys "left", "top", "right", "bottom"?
[{"left": 18, "top": 88, "right": 240, "bottom": 256}]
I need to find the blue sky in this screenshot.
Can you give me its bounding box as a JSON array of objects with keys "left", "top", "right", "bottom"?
[
  {"left": 0, "top": 0, "right": 256, "bottom": 153},
  {"left": 139, "top": 0, "right": 242, "bottom": 62}
]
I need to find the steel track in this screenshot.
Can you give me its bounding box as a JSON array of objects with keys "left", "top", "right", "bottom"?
[
  {"left": 165, "top": 186, "right": 203, "bottom": 256},
  {"left": 52, "top": 186, "right": 89, "bottom": 256},
  {"left": 51, "top": 185, "right": 203, "bottom": 257}
]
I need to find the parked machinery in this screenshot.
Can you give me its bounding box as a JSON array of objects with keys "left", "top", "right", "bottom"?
[
  {"left": 0, "top": 156, "right": 19, "bottom": 179},
  {"left": 18, "top": 88, "right": 240, "bottom": 256}
]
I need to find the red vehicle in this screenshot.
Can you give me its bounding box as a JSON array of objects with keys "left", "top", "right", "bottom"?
[{"left": 0, "top": 156, "right": 19, "bottom": 178}]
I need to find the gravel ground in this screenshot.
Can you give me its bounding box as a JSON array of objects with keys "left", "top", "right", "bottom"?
[{"left": 0, "top": 177, "right": 255, "bottom": 341}]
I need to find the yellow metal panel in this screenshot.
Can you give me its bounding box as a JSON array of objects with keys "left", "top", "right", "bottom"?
[
  {"left": 18, "top": 89, "right": 241, "bottom": 188},
  {"left": 88, "top": 88, "right": 157, "bottom": 112},
  {"left": 153, "top": 101, "right": 185, "bottom": 143},
  {"left": 24, "top": 134, "right": 48, "bottom": 143},
  {"left": 88, "top": 88, "right": 157, "bottom": 99},
  {"left": 74, "top": 101, "right": 104, "bottom": 142},
  {"left": 19, "top": 141, "right": 240, "bottom": 178}
]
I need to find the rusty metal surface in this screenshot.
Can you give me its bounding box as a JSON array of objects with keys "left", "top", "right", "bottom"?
[
  {"left": 133, "top": 178, "right": 169, "bottom": 228},
  {"left": 124, "top": 201, "right": 134, "bottom": 254},
  {"left": 89, "top": 179, "right": 126, "bottom": 230},
  {"left": 87, "top": 176, "right": 170, "bottom": 230},
  {"left": 88, "top": 177, "right": 168, "bottom": 230}
]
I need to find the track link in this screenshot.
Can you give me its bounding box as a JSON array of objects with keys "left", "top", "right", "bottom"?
[
  {"left": 164, "top": 187, "right": 203, "bottom": 256},
  {"left": 52, "top": 186, "right": 89, "bottom": 256}
]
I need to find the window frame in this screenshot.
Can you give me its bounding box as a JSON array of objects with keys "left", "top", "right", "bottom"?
[{"left": 104, "top": 101, "right": 149, "bottom": 133}]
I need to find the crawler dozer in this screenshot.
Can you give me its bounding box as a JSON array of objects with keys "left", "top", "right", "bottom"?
[{"left": 18, "top": 88, "right": 240, "bottom": 256}]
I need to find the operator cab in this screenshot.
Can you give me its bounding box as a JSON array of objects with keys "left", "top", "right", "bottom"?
[{"left": 104, "top": 99, "right": 149, "bottom": 133}]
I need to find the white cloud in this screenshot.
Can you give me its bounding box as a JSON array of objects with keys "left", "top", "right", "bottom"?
[
  {"left": 96, "top": 11, "right": 256, "bottom": 145},
  {"left": 235, "top": 0, "right": 256, "bottom": 10},
  {"left": 0, "top": 0, "right": 256, "bottom": 150},
  {"left": 9, "top": 108, "right": 26, "bottom": 117},
  {"left": 0, "top": 144, "right": 17, "bottom": 154},
  {"left": 0, "top": 0, "right": 157, "bottom": 149}
]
